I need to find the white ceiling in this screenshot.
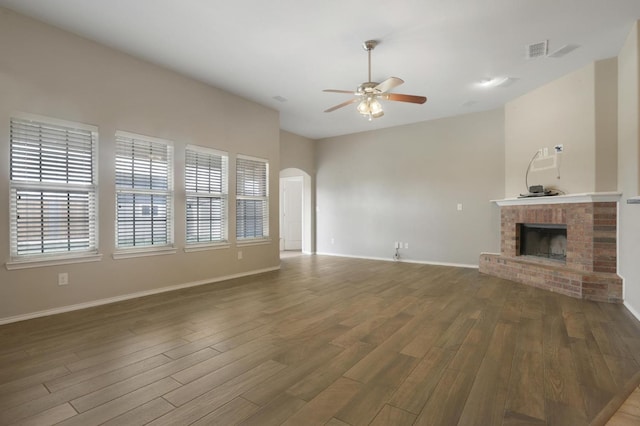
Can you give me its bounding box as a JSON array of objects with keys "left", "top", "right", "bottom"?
[{"left": 1, "top": 0, "right": 640, "bottom": 139}]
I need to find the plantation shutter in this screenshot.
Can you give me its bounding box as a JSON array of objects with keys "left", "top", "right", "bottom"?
[
  {"left": 236, "top": 156, "right": 269, "bottom": 239},
  {"left": 9, "top": 116, "right": 97, "bottom": 257},
  {"left": 115, "top": 132, "right": 173, "bottom": 249},
  {"left": 185, "top": 146, "right": 228, "bottom": 244}
]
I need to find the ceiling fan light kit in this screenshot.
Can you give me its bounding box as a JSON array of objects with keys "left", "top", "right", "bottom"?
[
  {"left": 357, "top": 96, "right": 383, "bottom": 120},
  {"left": 323, "top": 40, "right": 427, "bottom": 121}
]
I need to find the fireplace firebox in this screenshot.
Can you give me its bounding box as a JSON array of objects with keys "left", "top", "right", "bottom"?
[{"left": 518, "top": 223, "right": 567, "bottom": 262}]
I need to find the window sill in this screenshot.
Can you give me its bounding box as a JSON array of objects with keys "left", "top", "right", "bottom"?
[
  {"left": 184, "top": 243, "right": 230, "bottom": 253},
  {"left": 237, "top": 238, "right": 272, "bottom": 247},
  {"left": 6, "top": 253, "right": 103, "bottom": 270},
  {"left": 112, "top": 246, "right": 177, "bottom": 260}
]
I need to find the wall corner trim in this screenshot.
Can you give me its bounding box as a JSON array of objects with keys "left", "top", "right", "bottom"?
[{"left": 0, "top": 265, "right": 281, "bottom": 325}]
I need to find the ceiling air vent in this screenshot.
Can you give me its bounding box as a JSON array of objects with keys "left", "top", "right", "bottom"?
[{"left": 526, "top": 40, "right": 548, "bottom": 59}]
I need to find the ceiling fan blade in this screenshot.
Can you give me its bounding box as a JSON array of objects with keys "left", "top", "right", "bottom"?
[
  {"left": 374, "top": 77, "right": 404, "bottom": 93},
  {"left": 324, "top": 98, "right": 358, "bottom": 112},
  {"left": 386, "top": 93, "right": 427, "bottom": 104},
  {"left": 323, "top": 89, "right": 356, "bottom": 94}
]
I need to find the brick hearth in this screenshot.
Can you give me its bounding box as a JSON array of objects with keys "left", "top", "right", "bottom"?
[{"left": 479, "top": 195, "right": 622, "bottom": 303}]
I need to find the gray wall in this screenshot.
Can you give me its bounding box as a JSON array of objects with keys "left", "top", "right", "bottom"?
[
  {"left": 618, "top": 21, "right": 640, "bottom": 318},
  {"left": 0, "top": 9, "right": 280, "bottom": 321},
  {"left": 316, "top": 109, "right": 504, "bottom": 267}
]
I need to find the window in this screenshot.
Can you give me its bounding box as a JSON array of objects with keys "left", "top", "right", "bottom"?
[
  {"left": 115, "top": 131, "right": 173, "bottom": 251},
  {"left": 236, "top": 155, "right": 269, "bottom": 241},
  {"left": 9, "top": 115, "right": 98, "bottom": 261},
  {"left": 185, "top": 146, "right": 228, "bottom": 246}
]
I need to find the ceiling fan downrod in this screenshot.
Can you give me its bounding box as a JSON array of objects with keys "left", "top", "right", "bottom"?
[{"left": 362, "top": 40, "right": 378, "bottom": 83}]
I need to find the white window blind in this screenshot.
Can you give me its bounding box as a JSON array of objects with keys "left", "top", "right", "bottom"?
[
  {"left": 185, "top": 146, "right": 228, "bottom": 245},
  {"left": 115, "top": 131, "right": 173, "bottom": 249},
  {"left": 236, "top": 156, "right": 269, "bottom": 240},
  {"left": 9, "top": 116, "right": 97, "bottom": 258}
]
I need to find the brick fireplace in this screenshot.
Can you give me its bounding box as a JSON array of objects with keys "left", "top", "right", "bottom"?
[{"left": 479, "top": 193, "right": 622, "bottom": 303}]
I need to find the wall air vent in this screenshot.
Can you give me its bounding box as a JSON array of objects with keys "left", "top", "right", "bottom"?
[{"left": 526, "top": 40, "right": 548, "bottom": 59}]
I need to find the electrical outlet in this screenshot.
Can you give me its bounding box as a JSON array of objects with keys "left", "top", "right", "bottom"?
[
  {"left": 237, "top": 250, "right": 243, "bottom": 260},
  {"left": 543, "top": 147, "right": 549, "bottom": 157},
  {"left": 331, "top": 237, "right": 335, "bottom": 244},
  {"left": 457, "top": 203, "right": 463, "bottom": 211},
  {"left": 395, "top": 241, "right": 400, "bottom": 249},
  {"left": 58, "top": 272, "right": 69, "bottom": 286},
  {"left": 404, "top": 242, "right": 409, "bottom": 249}
]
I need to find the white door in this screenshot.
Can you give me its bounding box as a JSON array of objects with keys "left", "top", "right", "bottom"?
[{"left": 282, "top": 178, "right": 303, "bottom": 250}]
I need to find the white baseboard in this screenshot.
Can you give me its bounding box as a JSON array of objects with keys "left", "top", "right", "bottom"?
[
  {"left": 316, "top": 252, "right": 394, "bottom": 263},
  {"left": 0, "top": 266, "right": 280, "bottom": 325},
  {"left": 619, "top": 273, "right": 640, "bottom": 322},
  {"left": 401, "top": 258, "right": 479, "bottom": 269},
  {"left": 624, "top": 300, "right": 640, "bottom": 322},
  {"left": 315, "top": 252, "right": 478, "bottom": 269}
]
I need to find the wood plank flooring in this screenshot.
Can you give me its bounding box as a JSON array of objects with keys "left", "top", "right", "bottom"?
[
  {"left": 607, "top": 384, "right": 640, "bottom": 425},
  {"left": 1, "top": 255, "right": 640, "bottom": 425}
]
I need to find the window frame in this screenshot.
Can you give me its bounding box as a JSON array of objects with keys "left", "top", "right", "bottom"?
[
  {"left": 235, "top": 154, "right": 270, "bottom": 244},
  {"left": 6, "top": 113, "right": 102, "bottom": 270},
  {"left": 113, "top": 130, "right": 175, "bottom": 259},
  {"left": 184, "top": 145, "right": 229, "bottom": 251}
]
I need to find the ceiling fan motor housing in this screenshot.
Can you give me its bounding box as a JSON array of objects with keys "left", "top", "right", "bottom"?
[{"left": 357, "top": 82, "right": 381, "bottom": 95}]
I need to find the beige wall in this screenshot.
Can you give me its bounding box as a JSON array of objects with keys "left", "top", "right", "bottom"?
[
  {"left": 618, "top": 21, "right": 640, "bottom": 317},
  {"left": 280, "top": 130, "right": 315, "bottom": 176},
  {"left": 316, "top": 109, "right": 504, "bottom": 266},
  {"left": 279, "top": 130, "right": 316, "bottom": 253},
  {"left": 505, "top": 59, "right": 618, "bottom": 197},
  {"left": 0, "top": 10, "right": 280, "bottom": 321},
  {"left": 595, "top": 59, "right": 619, "bottom": 191}
]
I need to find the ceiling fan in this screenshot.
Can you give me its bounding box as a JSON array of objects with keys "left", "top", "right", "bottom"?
[{"left": 323, "top": 40, "right": 427, "bottom": 120}]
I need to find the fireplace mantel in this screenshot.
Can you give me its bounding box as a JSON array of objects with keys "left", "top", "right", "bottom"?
[{"left": 492, "top": 191, "right": 621, "bottom": 206}]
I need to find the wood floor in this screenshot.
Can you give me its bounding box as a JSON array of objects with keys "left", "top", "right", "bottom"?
[
  {"left": 1, "top": 255, "right": 640, "bottom": 426},
  {"left": 607, "top": 385, "right": 640, "bottom": 425}
]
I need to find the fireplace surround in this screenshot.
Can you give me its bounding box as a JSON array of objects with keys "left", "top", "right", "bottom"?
[{"left": 479, "top": 192, "right": 622, "bottom": 303}]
